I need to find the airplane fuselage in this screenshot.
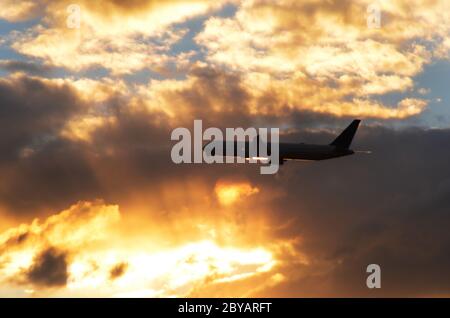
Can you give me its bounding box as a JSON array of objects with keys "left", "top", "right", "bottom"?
[
  {"left": 278, "top": 143, "right": 354, "bottom": 161},
  {"left": 209, "top": 141, "right": 354, "bottom": 162},
  {"left": 203, "top": 119, "right": 361, "bottom": 165}
]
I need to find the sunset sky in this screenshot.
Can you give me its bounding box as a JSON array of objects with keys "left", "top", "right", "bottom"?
[{"left": 1, "top": 0, "right": 450, "bottom": 297}]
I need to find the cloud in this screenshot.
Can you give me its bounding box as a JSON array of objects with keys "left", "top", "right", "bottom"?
[
  {"left": 134, "top": 65, "right": 252, "bottom": 124},
  {"left": 0, "top": 68, "right": 433, "bottom": 218},
  {"left": 0, "top": 201, "right": 120, "bottom": 291},
  {"left": 25, "top": 247, "right": 69, "bottom": 287},
  {"left": 0, "top": 1, "right": 42, "bottom": 21},
  {"left": 0, "top": 60, "right": 52, "bottom": 76},
  {"left": 0, "top": 74, "right": 82, "bottom": 160},
  {"left": 10, "top": 0, "right": 232, "bottom": 74},
  {"left": 0, "top": 200, "right": 284, "bottom": 297},
  {"left": 0, "top": 201, "right": 120, "bottom": 253},
  {"left": 194, "top": 0, "right": 450, "bottom": 118},
  {"left": 109, "top": 262, "right": 128, "bottom": 280},
  {"left": 0, "top": 74, "right": 107, "bottom": 214},
  {"left": 5, "top": 0, "right": 444, "bottom": 119},
  {"left": 1, "top": 79, "right": 450, "bottom": 295},
  {"left": 132, "top": 63, "right": 427, "bottom": 121},
  {"left": 246, "top": 125, "right": 450, "bottom": 297},
  {"left": 215, "top": 180, "right": 259, "bottom": 206},
  {"left": 0, "top": 0, "right": 450, "bottom": 297}
]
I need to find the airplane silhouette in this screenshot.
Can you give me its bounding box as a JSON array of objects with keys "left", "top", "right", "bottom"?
[
  {"left": 203, "top": 120, "right": 363, "bottom": 165},
  {"left": 276, "top": 119, "right": 362, "bottom": 164}
]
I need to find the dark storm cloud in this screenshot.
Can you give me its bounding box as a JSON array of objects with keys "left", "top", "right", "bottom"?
[
  {"left": 0, "top": 75, "right": 101, "bottom": 215},
  {"left": 86, "top": 97, "right": 450, "bottom": 296},
  {"left": 25, "top": 247, "right": 68, "bottom": 287},
  {"left": 252, "top": 125, "right": 450, "bottom": 297},
  {"left": 0, "top": 141, "right": 103, "bottom": 215},
  {"left": 1, "top": 70, "right": 450, "bottom": 296},
  {"left": 0, "top": 73, "right": 180, "bottom": 216},
  {"left": 0, "top": 75, "right": 80, "bottom": 161},
  {"left": 0, "top": 66, "right": 339, "bottom": 220}
]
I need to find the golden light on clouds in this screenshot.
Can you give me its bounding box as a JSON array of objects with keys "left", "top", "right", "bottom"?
[
  {"left": 67, "top": 240, "right": 275, "bottom": 297},
  {"left": 11, "top": 0, "right": 232, "bottom": 75},
  {"left": 4, "top": 0, "right": 447, "bottom": 121},
  {"left": 193, "top": 0, "right": 450, "bottom": 118},
  {"left": 60, "top": 115, "right": 116, "bottom": 143},
  {"left": 0, "top": 1, "right": 38, "bottom": 21},
  {"left": 0, "top": 199, "right": 289, "bottom": 297},
  {"left": 1, "top": 0, "right": 450, "bottom": 298},
  {"left": 215, "top": 181, "right": 260, "bottom": 206}
]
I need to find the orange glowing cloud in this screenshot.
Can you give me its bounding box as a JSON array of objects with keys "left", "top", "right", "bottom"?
[
  {"left": 0, "top": 1, "right": 39, "bottom": 21},
  {"left": 0, "top": 199, "right": 290, "bottom": 297},
  {"left": 215, "top": 181, "right": 260, "bottom": 206}
]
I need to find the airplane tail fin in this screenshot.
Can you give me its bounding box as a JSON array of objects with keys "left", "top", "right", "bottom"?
[{"left": 330, "top": 119, "right": 361, "bottom": 149}]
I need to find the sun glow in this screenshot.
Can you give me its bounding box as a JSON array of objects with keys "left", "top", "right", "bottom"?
[
  {"left": 0, "top": 200, "right": 283, "bottom": 297},
  {"left": 215, "top": 181, "right": 260, "bottom": 206},
  {"left": 66, "top": 240, "right": 275, "bottom": 297}
]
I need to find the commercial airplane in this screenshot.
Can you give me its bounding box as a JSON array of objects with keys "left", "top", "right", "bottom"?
[
  {"left": 203, "top": 119, "right": 362, "bottom": 165},
  {"left": 276, "top": 119, "right": 361, "bottom": 164}
]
